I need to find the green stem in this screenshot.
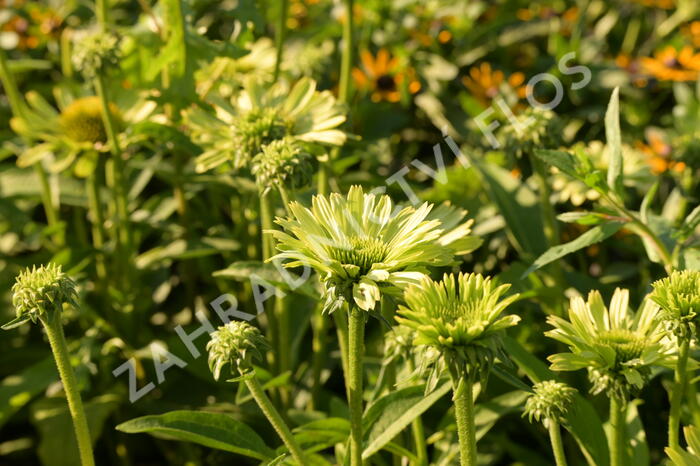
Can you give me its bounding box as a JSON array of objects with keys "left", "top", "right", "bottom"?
[
  {"left": 0, "top": 49, "right": 26, "bottom": 118},
  {"left": 531, "top": 155, "right": 559, "bottom": 245},
  {"left": 310, "top": 307, "right": 329, "bottom": 410},
  {"left": 94, "top": 75, "right": 132, "bottom": 259},
  {"left": 669, "top": 338, "right": 690, "bottom": 450},
  {"left": 548, "top": 420, "right": 567, "bottom": 466},
  {"left": 338, "top": 0, "right": 354, "bottom": 103},
  {"left": 39, "top": 312, "right": 95, "bottom": 466},
  {"left": 406, "top": 350, "right": 427, "bottom": 466},
  {"left": 410, "top": 413, "right": 428, "bottom": 466},
  {"left": 277, "top": 185, "right": 293, "bottom": 216},
  {"left": 609, "top": 396, "right": 627, "bottom": 466},
  {"left": 451, "top": 374, "right": 477, "bottom": 466},
  {"left": 347, "top": 307, "right": 365, "bottom": 466},
  {"left": 273, "top": 0, "right": 288, "bottom": 82},
  {"left": 34, "top": 163, "right": 64, "bottom": 247},
  {"left": 86, "top": 165, "right": 106, "bottom": 281},
  {"left": 244, "top": 377, "right": 306, "bottom": 465}
]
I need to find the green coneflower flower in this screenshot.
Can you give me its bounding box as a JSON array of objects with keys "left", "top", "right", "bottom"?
[
  {"left": 270, "top": 185, "right": 481, "bottom": 314},
  {"left": 3, "top": 263, "right": 78, "bottom": 329},
  {"left": 546, "top": 288, "right": 673, "bottom": 400},
  {"left": 59, "top": 96, "right": 121, "bottom": 145},
  {"left": 396, "top": 273, "right": 520, "bottom": 380},
  {"left": 546, "top": 288, "right": 672, "bottom": 466},
  {"left": 524, "top": 380, "right": 577, "bottom": 425},
  {"left": 206, "top": 321, "right": 271, "bottom": 380},
  {"left": 651, "top": 270, "right": 700, "bottom": 340},
  {"left": 189, "top": 77, "right": 347, "bottom": 173},
  {"left": 251, "top": 137, "right": 315, "bottom": 194},
  {"left": 396, "top": 272, "right": 519, "bottom": 466}
]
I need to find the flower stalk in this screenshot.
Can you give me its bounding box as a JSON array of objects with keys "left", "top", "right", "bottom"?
[
  {"left": 669, "top": 338, "right": 690, "bottom": 449},
  {"left": 548, "top": 419, "right": 568, "bottom": 466},
  {"left": 348, "top": 307, "right": 366, "bottom": 466},
  {"left": 244, "top": 376, "right": 306, "bottom": 464},
  {"left": 451, "top": 374, "right": 477, "bottom": 466},
  {"left": 273, "top": 0, "right": 288, "bottom": 82},
  {"left": 40, "top": 312, "right": 96, "bottom": 466},
  {"left": 610, "top": 396, "right": 627, "bottom": 466}
]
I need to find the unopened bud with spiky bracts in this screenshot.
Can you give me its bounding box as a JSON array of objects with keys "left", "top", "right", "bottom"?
[
  {"left": 651, "top": 270, "right": 700, "bottom": 340},
  {"left": 206, "top": 321, "right": 271, "bottom": 380},
  {"left": 3, "top": 263, "right": 78, "bottom": 330},
  {"left": 524, "top": 380, "right": 577, "bottom": 426},
  {"left": 251, "top": 138, "right": 314, "bottom": 193}
]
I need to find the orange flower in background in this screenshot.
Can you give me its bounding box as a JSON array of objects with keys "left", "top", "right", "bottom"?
[
  {"left": 684, "top": 21, "right": 700, "bottom": 48},
  {"left": 640, "top": 46, "right": 700, "bottom": 82},
  {"left": 630, "top": 0, "right": 675, "bottom": 8},
  {"left": 461, "top": 62, "right": 526, "bottom": 107},
  {"left": 636, "top": 128, "right": 685, "bottom": 174},
  {"left": 352, "top": 49, "right": 421, "bottom": 103}
]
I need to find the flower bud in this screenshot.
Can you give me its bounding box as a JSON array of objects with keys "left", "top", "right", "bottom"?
[
  {"left": 206, "top": 321, "right": 270, "bottom": 380},
  {"left": 524, "top": 380, "right": 577, "bottom": 424}
]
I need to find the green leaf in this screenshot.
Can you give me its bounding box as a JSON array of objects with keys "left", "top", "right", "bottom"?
[
  {"left": 0, "top": 356, "right": 56, "bottom": 427},
  {"left": 474, "top": 391, "right": 529, "bottom": 440},
  {"left": 214, "top": 261, "right": 320, "bottom": 299},
  {"left": 605, "top": 87, "right": 623, "bottom": 196},
  {"left": 293, "top": 418, "right": 349, "bottom": 452},
  {"left": 362, "top": 382, "right": 451, "bottom": 459},
  {"left": 533, "top": 149, "right": 578, "bottom": 178},
  {"left": 475, "top": 161, "right": 549, "bottom": 257},
  {"left": 116, "top": 410, "right": 274, "bottom": 460},
  {"left": 31, "top": 394, "right": 120, "bottom": 466},
  {"left": 522, "top": 221, "right": 625, "bottom": 278}
]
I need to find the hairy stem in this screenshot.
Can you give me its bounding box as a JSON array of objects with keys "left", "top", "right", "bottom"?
[
  {"left": 669, "top": 338, "right": 690, "bottom": 449},
  {"left": 548, "top": 419, "right": 567, "bottom": 466},
  {"left": 245, "top": 377, "right": 306, "bottom": 465},
  {"left": 39, "top": 312, "right": 95, "bottom": 466},
  {"left": 451, "top": 373, "right": 477, "bottom": 466},
  {"left": 609, "top": 396, "right": 627, "bottom": 466},
  {"left": 86, "top": 165, "right": 106, "bottom": 281},
  {"left": 347, "top": 307, "right": 365, "bottom": 466}
]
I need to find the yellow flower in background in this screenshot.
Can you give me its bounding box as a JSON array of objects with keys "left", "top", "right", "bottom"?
[
  {"left": 461, "top": 62, "right": 526, "bottom": 107},
  {"left": 640, "top": 46, "right": 700, "bottom": 82},
  {"left": 352, "top": 49, "right": 421, "bottom": 103}
]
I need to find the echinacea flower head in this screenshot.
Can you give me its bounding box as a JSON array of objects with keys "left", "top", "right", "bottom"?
[
  {"left": 251, "top": 137, "right": 315, "bottom": 193},
  {"left": 524, "top": 380, "right": 577, "bottom": 425},
  {"left": 270, "top": 186, "right": 481, "bottom": 314},
  {"left": 206, "top": 321, "right": 270, "bottom": 380},
  {"left": 59, "top": 96, "right": 120, "bottom": 144},
  {"left": 395, "top": 273, "right": 520, "bottom": 380},
  {"left": 651, "top": 270, "right": 700, "bottom": 340},
  {"left": 71, "top": 29, "right": 121, "bottom": 79},
  {"left": 190, "top": 77, "right": 346, "bottom": 173},
  {"left": 546, "top": 288, "right": 674, "bottom": 400},
  {"left": 3, "top": 263, "right": 78, "bottom": 330}
]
